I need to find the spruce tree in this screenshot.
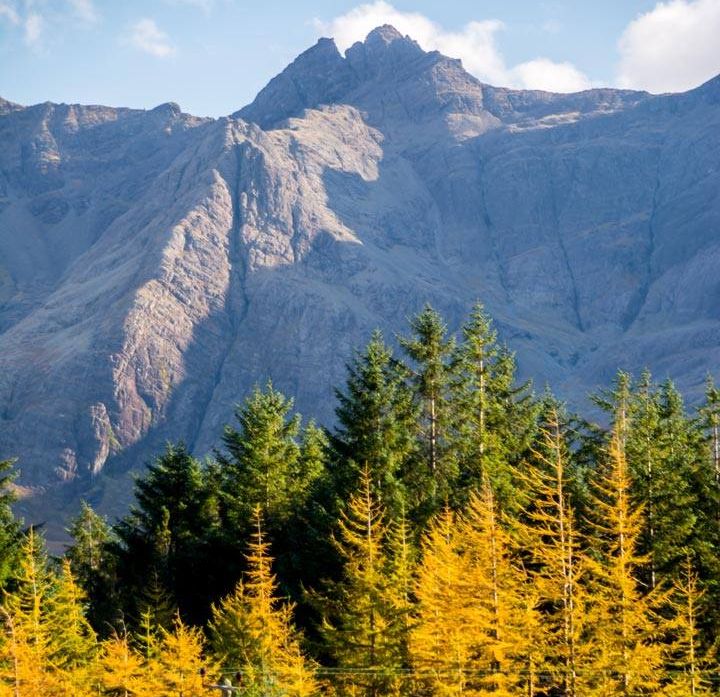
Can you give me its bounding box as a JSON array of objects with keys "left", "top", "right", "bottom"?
[
  {"left": 112, "top": 442, "right": 220, "bottom": 625},
  {"left": 66, "top": 501, "right": 118, "bottom": 633},
  {"left": 399, "top": 305, "right": 457, "bottom": 519},
  {"left": 0, "top": 460, "right": 21, "bottom": 589},
  {"left": 451, "top": 303, "right": 538, "bottom": 510},
  {"left": 332, "top": 330, "right": 416, "bottom": 517},
  {"left": 219, "top": 383, "right": 302, "bottom": 526}
]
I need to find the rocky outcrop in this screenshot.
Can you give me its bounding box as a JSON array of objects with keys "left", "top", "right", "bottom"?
[{"left": 0, "top": 27, "right": 719, "bottom": 533}]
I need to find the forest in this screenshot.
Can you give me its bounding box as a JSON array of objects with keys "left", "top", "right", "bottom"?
[{"left": 0, "top": 303, "right": 719, "bottom": 696}]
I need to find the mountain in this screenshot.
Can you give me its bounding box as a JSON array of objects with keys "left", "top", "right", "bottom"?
[{"left": 1, "top": 26, "right": 719, "bottom": 532}]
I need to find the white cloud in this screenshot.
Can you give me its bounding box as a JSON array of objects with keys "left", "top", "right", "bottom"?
[
  {"left": 128, "top": 18, "right": 176, "bottom": 58},
  {"left": 67, "top": 0, "right": 97, "bottom": 23},
  {"left": 24, "top": 12, "right": 42, "bottom": 46},
  {"left": 617, "top": 0, "right": 720, "bottom": 93},
  {"left": 314, "top": 1, "right": 591, "bottom": 92},
  {"left": 511, "top": 59, "right": 592, "bottom": 92},
  {"left": 0, "top": 1, "right": 19, "bottom": 25}
]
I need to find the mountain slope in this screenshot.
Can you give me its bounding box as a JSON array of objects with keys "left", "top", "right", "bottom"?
[{"left": 1, "top": 26, "right": 719, "bottom": 530}]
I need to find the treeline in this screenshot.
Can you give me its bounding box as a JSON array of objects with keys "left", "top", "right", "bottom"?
[{"left": 1, "top": 304, "right": 720, "bottom": 695}]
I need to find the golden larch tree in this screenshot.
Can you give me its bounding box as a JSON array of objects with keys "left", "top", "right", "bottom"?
[
  {"left": 519, "top": 410, "right": 591, "bottom": 696},
  {"left": 661, "top": 556, "right": 712, "bottom": 696},
  {"left": 585, "top": 430, "right": 665, "bottom": 695},
  {"left": 209, "top": 506, "right": 317, "bottom": 697},
  {"left": 319, "top": 468, "right": 406, "bottom": 697},
  {"left": 460, "top": 481, "right": 536, "bottom": 697},
  {"left": 410, "top": 507, "right": 478, "bottom": 697}
]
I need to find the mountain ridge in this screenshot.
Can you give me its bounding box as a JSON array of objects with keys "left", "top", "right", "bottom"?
[{"left": 1, "top": 26, "right": 719, "bottom": 535}]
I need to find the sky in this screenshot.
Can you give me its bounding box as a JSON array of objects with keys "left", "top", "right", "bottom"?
[{"left": 1, "top": 0, "right": 719, "bottom": 117}]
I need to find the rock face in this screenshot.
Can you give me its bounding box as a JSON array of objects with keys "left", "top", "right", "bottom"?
[{"left": 1, "top": 26, "right": 719, "bottom": 529}]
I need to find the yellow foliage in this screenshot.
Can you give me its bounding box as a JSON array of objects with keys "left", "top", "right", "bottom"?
[
  {"left": 519, "top": 412, "right": 591, "bottom": 696},
  {"left": 97, "top": 633, "right": 149, "bottom": 697},
  {"left": 410, "top": 507, "right": 477, "bottom": 697},
  {"left": 585, "top": 430, "right": 665, "bottom": 695},
  {"left": 209, "top": 506, "right": 317, "bottom": 697}
]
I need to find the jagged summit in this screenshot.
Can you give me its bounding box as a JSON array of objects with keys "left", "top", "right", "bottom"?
[
  {"left": 364, "top": 23, "right": 404, "bottom": 44},
  {"left": 236, "top": 25, "right": 652, "bottom": 132}
]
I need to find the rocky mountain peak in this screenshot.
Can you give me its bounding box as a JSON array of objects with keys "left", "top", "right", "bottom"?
[
  {"left": 235, "top": 35, "right": 356, "bottom": 128},
  {"left": 364, "top": 24, "right": 404, "bottom": 45},
  {"left": 345, "top": 24, "right": 425, "bottom": 81}
]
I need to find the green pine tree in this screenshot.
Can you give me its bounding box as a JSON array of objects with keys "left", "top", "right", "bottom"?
[
  {"left": 0, "top": 459, "right": 21, "bottom": 589},
  {"left": 332, "top": 330, "right": 417, "bottom": 517},
  {"left": 112, "top": 442, "right": 220, "bottom": 625},
  {"left": 399, "top": 304, "right": 457, "bottom": 520},
  {"left": 451, "top": 303, "right": 538, "bottom": 510}
]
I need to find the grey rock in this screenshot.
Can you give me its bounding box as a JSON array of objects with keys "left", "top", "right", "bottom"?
[{"left": 0, "top": 27, "right": 719, "bottom": 536}]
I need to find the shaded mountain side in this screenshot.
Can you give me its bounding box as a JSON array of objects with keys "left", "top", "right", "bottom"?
[{"left": 0, "top": 26, "right": 719, "bottom": 536}]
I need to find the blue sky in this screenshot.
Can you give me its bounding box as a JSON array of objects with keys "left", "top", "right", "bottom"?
[{"left": 1, "top": 0, "right": 719, "bottom": 117}]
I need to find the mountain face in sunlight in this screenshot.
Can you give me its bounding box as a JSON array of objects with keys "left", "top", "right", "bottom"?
[{"left": 1, "top": 25, "right": 719, "bottom": 525}]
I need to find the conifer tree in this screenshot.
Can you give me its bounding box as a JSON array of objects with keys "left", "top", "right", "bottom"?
[
  {"left": 209, "top": 507, "right": 317, "bottom": 697},
  {"left": 400, "top": 305, "right": 457, "bottom": 517},
  {"left": 332, "top": 330, "right": 416, "bottom": 517},
  {"left": 46, "top": 558, "right": 97, "bottom": 694},
  {"left": 0, "top": 460, "right": 21, "bottom": 589},
  {"left": 220, "top": 383, "right": 302, "bottom": 524},
  {"left": 0, "top": 528, "right": 53, "bottom": 694},
  {"left": 585, "top": 430, "right": 665, "bottom": 695},
  {"left": 520, "top": 408, "right": 590, "bottom": 696},
  {"left": 66, "top": 501, "right": 117, "bottom": 632},
  {"left": 319, "top": 469, "right": 407, "bottom": 697},
  {"left": 272, "top": 419, "right": 330, "bottom": 603},
  {"left": 694, "top": 376, "right": 720, "bottom": 635},
  {"left": 135, "top": 569, "right": 177, "bottom": 636},
  {"left": 155, "top": 616, "right": 214, "bottom": 697},
  {"left": 112, "top": 442, "right": 220, "bottom": 624},
  {"left": 460, "top": 482, "right": 534, "bottom": 696},
  {"left": 451, "top": 304, "right": 538, "bottom": 509},
  {"left": 97, "top": 632, "right": 148, "bottom": 697},
  {"left": 295, "top": 421, "right": 328, "bottom": 505},
  {"left": 595, "top": 373, "right": 700, "bottom": 589},
  {"left": 410, "top": 508, "right": 478, "bottom": 696},
  {"left": 662, "top": 556, "right": 712, "bottom": 696},
  {"left": 699, "top": 375, "right": 720, "bottom": 488}
]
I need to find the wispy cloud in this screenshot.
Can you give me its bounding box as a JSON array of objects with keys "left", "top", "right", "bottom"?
[
  {"left": 314, "top": 1, "right": 591, "bottom": 92},
  {"left": 0, "top": 1, "right": 20, "bottom": 25},
  {"left": 617, "top": 0, "right": 720, "bottom": 93},
  {"left": 127, "top": 18, "right": 176, "bottom": 58},
  {"left": 24, "top": 12, "right": 43, "bottom": 47},
  {"left": 67, "top": 0, "right": 98, "bottom": 24}
]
